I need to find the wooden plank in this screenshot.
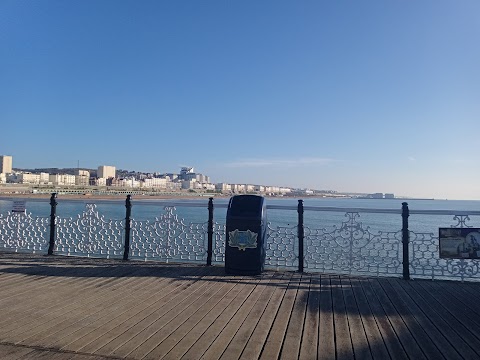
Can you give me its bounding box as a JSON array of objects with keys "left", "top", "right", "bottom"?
[
  {"left": 374, "top": 279, "right": 444, "bottom": 359},
  {"left": 349, "top": 278, "right": 391, "bottom": 360},
  {"left": 217, "top": 273, "right": 285, "bottom": 360},
  {"left": 416, "top": 280, "right": 480, "bottom": 351},
  {"left": 368, "top": 278, "right": 426, "bottom": 360},
  {"left": 299, "top": 273, "right": 319, "bottom": 360},
  {"left": 258, "top": 273, "right": 303, "bottom": 360},
  {"left": 62, "top": 269, "right": 214, "bottom": 353},
  {"left": 343, "top": 277, "right": 375, "bottom": 359},
  {"left": 330, "top": 275, "right": 354, "bottom": 360},
  {"left": 159, "top": 275, "right": 254, "bottom": 359},
  {"left": 318, "top": 275, "right": 335, "bottom": 360},
  {"left": 194, "top": 275, "right": 271, "bottom": 360},
  {"left": 397, "top": 278, "right": 480, "bottom": 359},
  {"left": 458, "top": 281, "right": 480, "bottom": 303},
  {"left": 359, "top": 277, "right": 406, "bottom": 360},
  {"left": 432, "top": 279, "right": 480, "bottom": 317},
  {"left": 279, "top": 274, "right": 311, "bottom": 360},
  {"left": 386, "top": 278, "right": 461, "bottom": 360},
  {"left": 340, "top": 277, "right": 372, "bottom": 360},
  {"left": 29, "top": 267, "right": 202, "bottom": 348},
  {"left": 178, "top": 277, "right": 259, "bottom": 360},
  {"left": 0, "top": 264, "right": 138, "bottom": 336},
  {"left": 106, "top": 273, "right": 230, "bottom": 359},
  {"left": 237, "top": 273, "right": 294, "bottom": 360},
  {"left": 0, "top": 344, "right": 36, "bottom": 360},
  {"left": 15, "top": 349, "right": 75, "bottom": 359},
  {"left": 1, "top": 266, "right": 170, "bottom": 342},
  {"left": 96, "top": 272, "right": 242, "bottom": 358},
  {"left": 5, "top": 253, "right": 480, "bottom": 360}
]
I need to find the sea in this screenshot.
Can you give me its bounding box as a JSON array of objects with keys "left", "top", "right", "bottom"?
[{"left": 1, "top": 196, "right": 479, "bottom": 235}]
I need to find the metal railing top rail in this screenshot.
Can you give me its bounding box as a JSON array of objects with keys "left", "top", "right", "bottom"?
[
  {"left": 1, "top": 196, "right": 480, "bottom": 216},
  {"left": 0, "top": 196, "right": 51, "bottom": 203},
  {"left": 409, "top": 209, "right": 480, "bottom": 216}
]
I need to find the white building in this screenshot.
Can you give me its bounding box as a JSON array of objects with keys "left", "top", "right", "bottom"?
[
  {"left": 0, "top": 173, "right": 6, "bottom": 184},
  {"left": 112, "top": 178, "right": 140, "bottom": 188},
  {"left": 143, "top": 178, "right": 167, "bottom": 189},
  {"left": 96, "top": 178, "right": 107, "bottom": 186},
  {"left": 18, "top": 173, "right": 41, "bottom": 184},
  {"left": 181, "top": 179, "right": 196, "bottom": 190},
  {"left": 98, "top": 165, "right": 116, "bottom": 179},
  {"left": 75, "top": 170, "right": 90, "bottom": 186},
  {"left": 39, "top": 173, "right": 49, "bottom": 184},
  {"left": 0, "top": 155, "right": 12, "bottom": 174},
  {"left": 180, "top": 167, "right": 194, "bottom": 178},
  {"left": 49, "top": 174, "right": 76, "bottom": 186},
  {"left": 265, "top": 186, "right": 280, "bottom": 194},
  {"left": 166, "top": 181, "right": 181, "bottom": 191},
  {"left": 231, "top": 184, "right": 246, "bottom": 193},
  {"left": 254, "top": 185, "right": 266, "bottom": 193},
  {"left": 215, "top": 183, "right": 231, "bottom": 192}
]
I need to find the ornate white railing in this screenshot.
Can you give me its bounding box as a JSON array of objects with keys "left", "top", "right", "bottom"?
[
  {"left": 0, "top": 196, "right": 480, "bottom": 282},
  {"left": 0, "top": 212, "right": 49, "bottom": 253}
]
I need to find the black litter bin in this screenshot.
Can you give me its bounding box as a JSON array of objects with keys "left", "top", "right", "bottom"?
[{"left": 225, "top": 195, "right": 267, "bottom": 275}]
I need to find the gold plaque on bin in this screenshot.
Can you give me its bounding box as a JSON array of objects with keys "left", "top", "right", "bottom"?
[{"left": 228, "top": 229, "right": 258, "bottom": 251}]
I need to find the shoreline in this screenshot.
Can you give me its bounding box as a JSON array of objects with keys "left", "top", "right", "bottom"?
[{"left": 0, "top": 193, "right": 228, "bottom": 201}]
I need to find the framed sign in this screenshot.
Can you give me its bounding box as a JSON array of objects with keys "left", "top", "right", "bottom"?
[
  {"left": 12, "top": 200, "right": 26, "bottom": 214},
  {"left": 439, "top": 228, "right": 480, "bottom": 259}
]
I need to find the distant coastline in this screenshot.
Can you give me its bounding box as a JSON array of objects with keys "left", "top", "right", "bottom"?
[{"left": 355, "top": 196, "right": 435, "bottom": 201}]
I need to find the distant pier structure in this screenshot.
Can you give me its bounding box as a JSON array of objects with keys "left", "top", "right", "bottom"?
[{"left": 363, "top": 193, "right": 395, "bottom": 199}]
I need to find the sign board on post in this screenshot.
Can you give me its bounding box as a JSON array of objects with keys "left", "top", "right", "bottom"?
[
  {"left": 12, "top": 200, "right": 26, "bottom": 214},
  {"left": 439, "top": 228, "right": 480, "bottom": 259}
]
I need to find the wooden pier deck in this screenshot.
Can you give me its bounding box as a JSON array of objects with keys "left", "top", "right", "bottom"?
[{"left": 1, "top": 253, "right": 480, "bottom": 359}]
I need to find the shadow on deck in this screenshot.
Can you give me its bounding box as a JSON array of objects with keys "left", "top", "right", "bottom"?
[{"left": 1, "top": 252, "right": 480, "bottom": 360}]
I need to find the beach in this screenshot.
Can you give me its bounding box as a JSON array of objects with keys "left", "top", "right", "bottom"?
[{"left": 0, "top": 192, "right": 227, "bottom": 201}]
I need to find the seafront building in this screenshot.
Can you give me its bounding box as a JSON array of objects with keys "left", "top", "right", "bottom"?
[
  {"left": 0, "top": 155, "right": 13, "bottom": 174},
  {"left": 0, "top": 158, "right": 308, "bottom": 196},
  {"left": 49, "top": 174, "right": 76, "bottom": 186},
  {"left": 97, "top": 165, "right": 116, "bottom": 179},
  {"left": 74, "top": 169, "right": 90, "bottom": 186}
]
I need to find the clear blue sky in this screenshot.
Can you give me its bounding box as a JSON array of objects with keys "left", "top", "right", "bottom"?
[{"left": 1, "top": 1, "right": 479, "bottom": 200}]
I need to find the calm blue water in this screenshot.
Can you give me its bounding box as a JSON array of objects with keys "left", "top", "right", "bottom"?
[{"left": 0, "top": 197, "right": 479, "bottom": 235}]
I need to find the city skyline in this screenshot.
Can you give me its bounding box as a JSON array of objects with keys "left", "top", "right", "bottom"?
[
  {"left": 2, "top": 1, "right": 479, "bottom": 200},
  {"left": 4, "top": 156, "right": 313, "bottom": 191}
]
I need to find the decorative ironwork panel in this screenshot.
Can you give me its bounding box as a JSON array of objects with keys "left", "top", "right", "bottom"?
[
  {"left": 265, "top": 223, "right": 298, "bottom": 269},
  {"left": 213, "top": 223, "right": 226, "bottom": 263},
  {"left": 410, "top": 215, "right": 480, "bottom": 281},
  {"left": 130, "top": 206, "right": 208, "bottom": 262},
  {"left": 55, "top": 204, "right": 124, "bottom": 258},
  {"left": 304, "top": 212, "right": 402, "bottom": 276},
  {"left": 0, "top": 212, "right": 49, "bottom": 253}
]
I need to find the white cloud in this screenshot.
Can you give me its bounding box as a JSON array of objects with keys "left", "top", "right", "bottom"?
[
  {"left": 408, "top": 156, "right": 416, "bottom": 161},
  {"left": 223, "top": 157, "right": 336, "bottom": 168}
]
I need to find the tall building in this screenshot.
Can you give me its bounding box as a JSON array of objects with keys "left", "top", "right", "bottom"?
[
  {"left": 75, "top": 169, "right": 90, "bottom": 186},
  {"left": 97, "top": 165, "right": 116, "bottom": 179},
  {"left": 0, "top": 155, "right": 12, "bottom": 174},
  {"left": 180, "top": 167, "right": 194, "bottom": 179}
]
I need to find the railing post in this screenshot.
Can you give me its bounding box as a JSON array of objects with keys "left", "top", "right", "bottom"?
[
  {"left": 47, "top": 193, "right": 57, "bottom": 255},
  {"left": 402, "top": 202, "right": 410, "bottom": 280},
  {"left": 207, "top": 197, "right": 214, "bottom": 266},
  {"left": 298, "top": 199, "right": 304, "bottom": 273},
  {"left": 123, "top": 195, "right": 132, "bottom": 261}
]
